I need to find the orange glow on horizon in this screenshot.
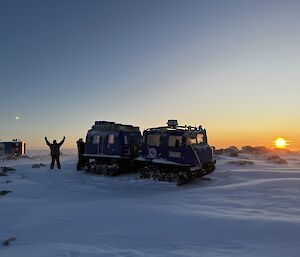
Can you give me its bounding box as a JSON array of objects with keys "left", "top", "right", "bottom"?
[{"left": 208, "top": 131, "right": 298, "bottom": 151}]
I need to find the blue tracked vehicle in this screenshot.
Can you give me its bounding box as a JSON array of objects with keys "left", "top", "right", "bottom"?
[
  {"left": 135, "top": 120, "right": 216, "bottom": 185},
  {"left": 83, "top": 121, "right": 141, "bottom": 175}
]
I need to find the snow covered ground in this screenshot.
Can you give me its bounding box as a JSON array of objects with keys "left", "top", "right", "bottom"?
[{"left": 1, "top": 150, "right": 300, "bottom": 257}]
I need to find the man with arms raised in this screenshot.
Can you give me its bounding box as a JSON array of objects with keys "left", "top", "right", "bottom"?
[{"left": 45, "top": 136, "right": 65, "bottom": 169}]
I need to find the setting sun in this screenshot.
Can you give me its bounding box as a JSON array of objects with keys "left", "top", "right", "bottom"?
[{"left": 274, "top": 137, "right": 289, "bottom": 149}]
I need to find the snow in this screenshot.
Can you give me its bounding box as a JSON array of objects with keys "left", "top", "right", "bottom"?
[
  {"left": 135, "top": 156, "right": 190, "bottom": 166},
  {"left": 1, "top": 150, "right": 300, "bottom": 256},
  {"left": 82, "top": 153, "right": 122, "bottom": 159}
]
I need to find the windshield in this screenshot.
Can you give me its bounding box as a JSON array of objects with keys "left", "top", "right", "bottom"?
[
  {"left": 186, "top": 133, "right": 205, "bottom": 145},
  {"left": 168, "top": 135, "right": 182, "bottom": 147}
]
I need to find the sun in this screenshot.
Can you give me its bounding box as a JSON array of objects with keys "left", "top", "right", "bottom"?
[{"left": 274, "top": 137, "right": 288, "bottom": 149}]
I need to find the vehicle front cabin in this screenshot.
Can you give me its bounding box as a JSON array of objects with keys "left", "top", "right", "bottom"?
[{"left": 140, "top": 120, "right": 214, "bottom": 169}]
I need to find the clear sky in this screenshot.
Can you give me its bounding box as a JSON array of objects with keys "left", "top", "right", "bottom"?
[{"left": 0, "top": 0, "right": 299, "bottom": 149}]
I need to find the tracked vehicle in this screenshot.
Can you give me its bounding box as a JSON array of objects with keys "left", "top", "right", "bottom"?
[
  {"left": 135, "top": 120, "right": 216, "bottom": 185},
  {"left": 83, "top": 121, "right": 141, "bottom": 175}
]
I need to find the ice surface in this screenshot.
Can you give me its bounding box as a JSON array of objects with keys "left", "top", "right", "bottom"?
[{"left": 1, "top": 150, "right": 300, "bottom": 256}]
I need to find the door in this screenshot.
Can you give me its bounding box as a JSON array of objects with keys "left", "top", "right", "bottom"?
[{"left": 92, "top": 135, "right": 103, "bottom": 154}]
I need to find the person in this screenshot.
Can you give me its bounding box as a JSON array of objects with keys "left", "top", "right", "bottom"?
[
  {"left": 45, "top": 136, "right": 65, "bottom": 169},
  {"left": 76, "top": 138, "right": 86, "bottom": 170}
]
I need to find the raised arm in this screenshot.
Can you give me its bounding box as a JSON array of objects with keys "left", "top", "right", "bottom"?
[
  {"left": 59, "top": 136, "right": 66, "bottom": 146},
  {"left": 45, "top": 137, "right": 51, "bottom": 146}
]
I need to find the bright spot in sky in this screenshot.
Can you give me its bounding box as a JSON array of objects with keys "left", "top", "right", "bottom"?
[
  {"left": 274, "top": 137, "right": 288, "bottom": 149},
  {"left": 15, "top": 116, "right": 20, "bottom": 120}
]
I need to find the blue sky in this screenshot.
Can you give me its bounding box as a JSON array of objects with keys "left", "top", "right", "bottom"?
[{"left": 0, "top": 0, "right": 299, "bottom": 149}]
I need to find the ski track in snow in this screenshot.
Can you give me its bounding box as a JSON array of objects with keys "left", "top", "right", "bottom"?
[{"left": 1, "top": 150, "right": 300, "bottom": 257}]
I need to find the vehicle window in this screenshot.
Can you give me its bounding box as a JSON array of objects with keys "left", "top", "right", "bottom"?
[
  {"left": 124, "top": 135, "right": 128, "bottom": 145},
  {"left": 93, "top": 135, "right": 100, "bottom": 144},
  {"left": 168, "top": 136, "right": 182, "bottom": 147},
  {"left": 186, "top": 133, "right": 204, "bottom": 145},
  {"left": 186, "top": 137, "right": 197, "bottom": 145},
  {"left": 147, "top": 134, "right": 160, "bottom": 146},
  {"left": 108, "top": 134, "right": 115, "bottom": 145},
  {"left": 197, "top": 134, "right": 204, "bottom": 143}
]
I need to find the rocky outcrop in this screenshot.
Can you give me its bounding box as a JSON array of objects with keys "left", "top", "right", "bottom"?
[
  {"left": 0, "top": 190, "right": 12, "bottom": 196},
  {"left": 267, "top": 155, "right": 288, "bottom": 164},
  {"left": 241, "top": 146, "right": 269, "bottom": 155},
  {"left": 2, "top": 237, "right": 16, "bottom": 246},
  {"left": 0, "top": 167, "right": 16, "bottom": 176},
  {"left": 32, "top": 163, "right": 46, "bottom": 169},
  {"left": 228, "top": 160, "right": 254, "bottom": 165}
]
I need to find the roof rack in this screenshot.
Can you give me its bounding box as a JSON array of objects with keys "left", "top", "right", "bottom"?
[
  {"left": 145, "top": 120, "right": 205, "bottom": 133},
  {"left": 92, "top": 121, "right": 140, "bottom": 132}
]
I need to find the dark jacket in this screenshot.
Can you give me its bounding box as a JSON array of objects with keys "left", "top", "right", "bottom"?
[
  {"left": 77, "top": 140, "right": 86, "bottom": 155},
  {"left": 45, "top": 137, "right": 65, "bottom": 156}
]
